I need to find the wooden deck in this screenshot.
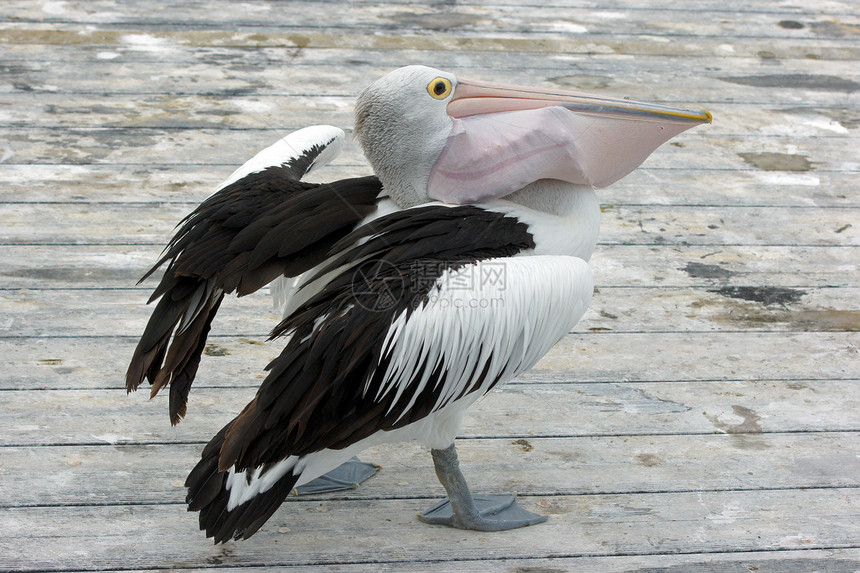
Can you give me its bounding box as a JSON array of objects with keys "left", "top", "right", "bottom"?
[{"left": 1, "top": 1, "right": 858, "bottom": 571}]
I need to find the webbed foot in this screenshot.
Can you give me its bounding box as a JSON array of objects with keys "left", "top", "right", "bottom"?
[
  {"left": 419, "top": 493, "right": 546, "bottom": 531},
  {"left": 417, "top": 444, "right": 546, "bottom": 531},
  {"left": 293, "top": 456, "right": 379, "bottom": 495}
]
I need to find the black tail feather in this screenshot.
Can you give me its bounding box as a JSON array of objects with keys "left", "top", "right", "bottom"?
[
  {"left": 126, "top": 276, "right": 223, "bottom": 424},
  {"left": 186, "top": 423, "right": 301, "bottom": 543}
]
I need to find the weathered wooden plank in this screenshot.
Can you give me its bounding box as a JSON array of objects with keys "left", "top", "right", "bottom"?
[
  {"left": 0, "top": 288, "right": 282, "bottom": 338},
  {"left": 0, "top": 245, "right": 160, "bottom": 289},
  {"left": 0, "top": 284, "right": 856, "bottom": 337},
  {"left": 1, "top": 26, "right": 859, "bottom": 66},
  {"left": 597, "top": 204, "right": 858, "bottom": 246},
  {"left": 3, "top": 49, "right": 859, "bottom": 107},
  {"left": 1, "top": 22, "right": 857, "bottom": 60},
  {"left": 1, "top": 201, "right": 856, "bottom": 246},
  {"left": 5, "top": 0, "right": 859, "bottom": 19},
  {"left": 1, "top": 330, "right": 854, "bottom": 390},
  {"left": 1, "top": 488, "right": 857, "bottom": 571},
  {"left": 2, "top": 377, "right": 858, "bottom": 446},
  {"left": 3, "top": 0, "right": 858, "bottom": 37},
  {"left": 2, "top": 432, "right": 859, "bottom": 508},
  {"left": 0, "top": 3, "right": 858, "bottom": 61},
  {"left": 0, "top": 334, "right": 277, "bottom": 391},
  {"left": 593, "top": 245, "right": 860, "bottom": 289},
  {"left": 33, "top": 549, "right": 860, "bottom": 573},
  {"left": 602, "top": 168, "right": 858, "bottom": 208},
  {"left": 543, "top": 330, "right": 859, "bottom": 386},
  {"left": 0, "top": 13, "right": 856, "bottom": 50},
  {"left": 18, "top": 30, "right": 844, "bottom": 61},
  {"left": 1, "top": 244, "right": 856, "bottom": 291},
  {"left": 3, "top": 43, "right": 859, "bottom": 82}
]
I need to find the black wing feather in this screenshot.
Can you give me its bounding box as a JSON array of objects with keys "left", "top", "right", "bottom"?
[{"left": 127, "top": 160, "right": 383, "bottom": 424}]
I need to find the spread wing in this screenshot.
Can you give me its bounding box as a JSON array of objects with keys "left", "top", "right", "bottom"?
[{"left": 126, "top": 126, "right": 384, "bottom": 424}]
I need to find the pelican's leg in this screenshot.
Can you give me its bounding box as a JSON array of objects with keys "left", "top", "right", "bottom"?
[
  {"left": 418, "top": 443, "right": 547, "bottom": 531},
  {"left": 293, "top": 457, "right": 379, "bottom": 495}
]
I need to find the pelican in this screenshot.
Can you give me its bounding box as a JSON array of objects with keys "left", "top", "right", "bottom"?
[{"left": 127, "top": 65, "right": 710, "bottom": 542}]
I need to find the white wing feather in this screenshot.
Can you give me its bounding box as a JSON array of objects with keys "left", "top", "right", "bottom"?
[
  {"left": 219, "top": 125, "right": 344, "bottom": 189},
  {"left": 378, "top": 255, "right": 593, "bottom": 424}
]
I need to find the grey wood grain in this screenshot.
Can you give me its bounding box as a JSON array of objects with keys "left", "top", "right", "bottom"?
[
  {"left": 2, "top": 433, "right": 858, "bottom": 507},
  {"left": 1, "top": 244, "right": 856, "bottom": 290},
  {"left": 1, "top": 489, "right": 858, "bottom": 571},
  {"left": 2, "top": 378, "right": 858, "bottom": 446},
  {"left": 24, "top": 550, "right": 860, "bottom": 573},
  {"left": 0, "top": 285, "right": 856, "bottom": 337},
  {"left": 1, "top": 331, "right": 855, "bottom": 390},
  {"left": 2, "top": 202, "right": 856, "bottom": 246}
]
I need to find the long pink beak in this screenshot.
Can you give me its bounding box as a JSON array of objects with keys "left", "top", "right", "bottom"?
[{"left": 427, "top": 78, "right": 712, "bottom": 204}]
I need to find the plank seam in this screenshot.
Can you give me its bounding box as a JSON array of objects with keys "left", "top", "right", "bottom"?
[
  {"left": 2, "top": 542, "right": 860, "bottom": 573},
  {"left": 3, "top": 328, "right": 858, "bottom": 340},
  {"left": 3, "top": 376, "right": 858, "bottom": 391},
  {"left": 2, "top": 483, "right": 860, "bottom": 511},
  {"left": 4, "top": 429, "right": 860, "bottom": 449}
]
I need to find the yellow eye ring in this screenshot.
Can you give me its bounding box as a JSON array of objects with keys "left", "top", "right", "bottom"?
[{"left": 427, "top": 77, "right": 453, "bottom": 100}]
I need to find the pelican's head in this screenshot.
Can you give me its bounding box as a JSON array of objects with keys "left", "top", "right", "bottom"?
[{"left": 355, "top": 65, "right": 711, "bottom": 208}]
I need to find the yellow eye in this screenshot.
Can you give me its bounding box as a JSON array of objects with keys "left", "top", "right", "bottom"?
[{"left": 427, "top": 77, "right": 453, "bottom": 100}]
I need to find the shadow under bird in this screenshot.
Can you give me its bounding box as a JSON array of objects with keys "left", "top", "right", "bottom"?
[{"left": 127, "top": 65, "right": 711, "bottom": 542}]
